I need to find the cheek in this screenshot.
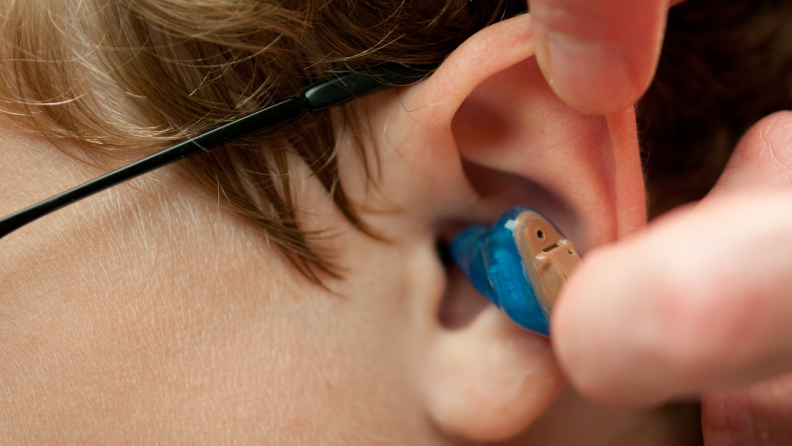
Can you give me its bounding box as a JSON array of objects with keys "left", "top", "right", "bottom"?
[
  {"left": 125, "top": 251, "right": 424, "bottom": 442},
  {"left": 0, "top": 183, "right": 428, "bottom": 444}
]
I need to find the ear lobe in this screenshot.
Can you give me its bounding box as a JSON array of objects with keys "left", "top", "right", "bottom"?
[{"left": 424, "top": 298, "right": 565, "bottom": 441}]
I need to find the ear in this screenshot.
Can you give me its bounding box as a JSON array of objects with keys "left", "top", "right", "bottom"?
[{"left": 341, "top": 14, "right": 647, "bottom": 442}]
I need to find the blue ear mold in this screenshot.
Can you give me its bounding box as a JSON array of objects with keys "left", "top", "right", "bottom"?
[{"left": 449, "top": 206, "right": 578, "bottom": 337}]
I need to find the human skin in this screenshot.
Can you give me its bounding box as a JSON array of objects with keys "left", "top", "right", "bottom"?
[
  {"left": 553, "top": 111, "right": 792, "bottom": 443},
  {"left": 530, "top": 0, "right": 792, "bottom": 441},
  {"left": 528, "top": 0, "right": 683, "bottom": 115},
  {"left": 1, "top": 15, "right": 696, "bottom": 444}
]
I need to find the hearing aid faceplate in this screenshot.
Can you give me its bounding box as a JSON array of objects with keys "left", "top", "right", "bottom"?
[
  {"left": 517, "top": 212, "right": 582, "bottom": 313},
  {"left": 449, "top": 207, "right": 581, "bottom": 337}
]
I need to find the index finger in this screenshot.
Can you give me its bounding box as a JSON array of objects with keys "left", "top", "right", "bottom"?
[{"left": 552, "top": 195, "right": 792, "bottom": 407}]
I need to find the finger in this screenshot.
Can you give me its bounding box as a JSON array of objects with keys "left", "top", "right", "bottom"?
[
  {"left": 703, "top": 372, "right": 792, "bottom": 444},
  {"left": 528, "top": 0, "right": 670, "bottom": 114},
  {"left": 698, "top": 111, "right": 792, "bottom": 446},
  {"left": 711, "top": 111, "right": 792, "bottom": 196},
  {"left": 552, "top": 194, "right": 792, "bottom": 406}
]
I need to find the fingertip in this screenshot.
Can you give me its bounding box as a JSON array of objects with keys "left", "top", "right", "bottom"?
[
  {"left": 553, "top": 198, "right": 792, "bottom": 407},
  {"left": 551, "top": 240, "right": 675, "bottom": 407},
  {"left": 529, "top": 0, "right": 668, "bottom": 115},
  {"left": 535, "top": 28, "right": 639, "bottom": 115},
  {"left": 551, "top": 246, "right": 627, "bottom": 402}
]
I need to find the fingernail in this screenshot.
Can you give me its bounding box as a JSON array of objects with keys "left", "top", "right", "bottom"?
[{"left": 545, "top": 33, "right": 637, "bottom": 115}]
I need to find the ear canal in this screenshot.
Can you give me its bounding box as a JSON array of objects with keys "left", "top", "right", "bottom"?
[{"left": 450, "top": 206, "right": 582, "bottom": 336}]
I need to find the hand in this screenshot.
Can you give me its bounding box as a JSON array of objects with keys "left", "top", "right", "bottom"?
[
  {"left": 553, "top": 111, "right": 792, "bottom": 442},
  {"left": 529, "top": 0, "right": 683, "bottom": 115}
]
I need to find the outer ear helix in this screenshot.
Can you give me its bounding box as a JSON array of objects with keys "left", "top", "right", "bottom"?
[
  {"left": 399, "top": 14, "right": 535, "bottom": 129},
  {"left": 450, "top": 206, "right": 581, "bottom": 336}
]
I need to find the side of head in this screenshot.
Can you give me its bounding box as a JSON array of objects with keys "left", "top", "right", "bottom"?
[{"left": 0, "top": 1, "right": 646, "bottom": 443}]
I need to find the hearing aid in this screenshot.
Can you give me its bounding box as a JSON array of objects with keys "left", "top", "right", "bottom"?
[{"left": 450, "top": 206, "right": 582, "bottom": 337}]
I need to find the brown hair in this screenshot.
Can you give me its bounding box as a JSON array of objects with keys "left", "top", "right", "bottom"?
[
  {"left": 638, "top": 0, "right": 792, "bottom": 218},
  {"left": 4, "top": 0, "right": 792, "bottom": 278},
  {"left": 0, "top": 0, "right": 523, "bottom": 282}
]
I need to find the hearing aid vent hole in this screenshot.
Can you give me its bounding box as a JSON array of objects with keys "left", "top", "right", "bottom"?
[{"left": 536, "top": 230, "right": 545, "bottom": 240}]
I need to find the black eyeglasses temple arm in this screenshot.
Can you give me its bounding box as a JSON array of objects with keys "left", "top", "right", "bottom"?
[{"left": 0, "top": 63, "right": 436, "bottom": 240}]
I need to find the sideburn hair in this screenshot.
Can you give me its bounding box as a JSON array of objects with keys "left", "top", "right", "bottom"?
[{"left": 0, "top": 0, "right": 524, "bottom": 283}]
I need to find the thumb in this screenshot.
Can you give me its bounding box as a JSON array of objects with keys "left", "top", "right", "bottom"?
[{"left": 529, "top": 0, "right": 672, "bottom": 115}]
